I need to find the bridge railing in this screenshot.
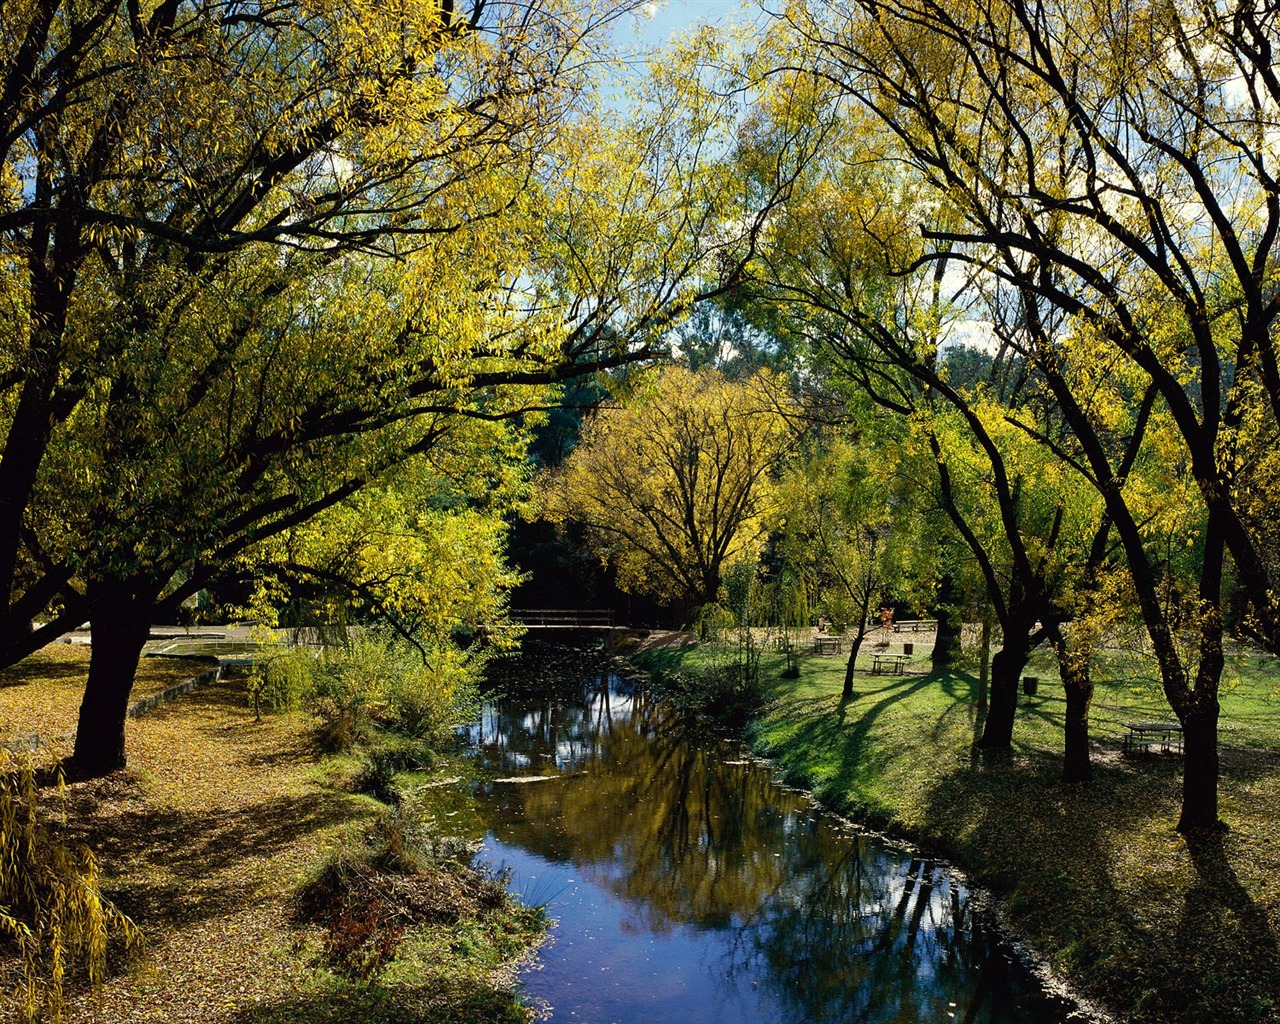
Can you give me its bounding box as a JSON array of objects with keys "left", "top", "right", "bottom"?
[{"left": 509, "top": 609, "right": 616, "bottom": 627}]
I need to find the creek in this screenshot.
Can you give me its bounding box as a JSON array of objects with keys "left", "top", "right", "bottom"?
[{"left": 447, "top": 645, "right": 1076, "bottom": 1024}]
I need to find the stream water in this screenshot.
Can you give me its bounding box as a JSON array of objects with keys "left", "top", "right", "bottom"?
[{"left": 449, "top": 647, "right": 1077, "bottom": 1024}]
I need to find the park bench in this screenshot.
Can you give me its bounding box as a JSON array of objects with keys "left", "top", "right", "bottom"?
[
  {"left": 871, "top": 652, "right": 909, "bottom": 675},
  {"left": 813, "top": 636, "right": 842, "bottom": 655},
  {"left": 1122, "top": 721, "right": 1183, "bottom": 756}
]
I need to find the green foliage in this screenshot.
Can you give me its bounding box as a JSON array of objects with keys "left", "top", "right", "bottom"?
[
  {"left": 247, "top": 648, "right": 317, "bottom": 718},
  {"left": 0, "top": 755, "right": 141, "bottom": 1022},
  {"left": 657, "top": 660, "right": 769, "bottom": 732},
  {"left": 304, "top": 632, "right": 480, "bottom": 751}
]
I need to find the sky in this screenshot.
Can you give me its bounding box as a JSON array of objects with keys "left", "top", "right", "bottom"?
[{"left": 614, "top": 0, "right": 762, "bottom": 54}]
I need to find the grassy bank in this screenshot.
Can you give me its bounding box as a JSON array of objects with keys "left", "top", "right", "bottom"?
[
  {"left": 631, "top": 635, "right": 1280, "bottom": 1024},
  {"left": 0, "top": 646, "right": 544, "bottom": 1024}
]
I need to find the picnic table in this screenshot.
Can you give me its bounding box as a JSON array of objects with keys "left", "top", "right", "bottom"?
[
  {"left": 813, "top": 636, "right": 843, "bottom": 655},
  {"left": 871, "top": 652, "right": 909, "bottom": 675},
  {"left": 1123, "top": 721, "right": 1184, "bottom": 756},
  {"left": 891, "top": 619, "right": 937, "bottom": 633}
]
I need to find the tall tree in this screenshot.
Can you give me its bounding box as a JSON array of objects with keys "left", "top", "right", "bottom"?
[
  {"left": 731, "top": 78, "right": 1188, "bottom": 779},
  {"left": 760, "top": 0, "right": 1280, "bottom": 829},
  {"left": 541, "top": 365, "right": 797, "bottom": 614},
  {"left": 2, "top": 0, "right": 791, "bottom": 773},
  {"left": 777, "top": 436, "right": 900, "bottom": 699}
]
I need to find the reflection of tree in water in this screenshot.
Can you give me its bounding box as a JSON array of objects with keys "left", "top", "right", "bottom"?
[
  {"left": 725, "top": 842, "right": 1051, "bottom": 1024},
  {"left": 468, "top": 656, "right": 1066, "bottom": 1023}
]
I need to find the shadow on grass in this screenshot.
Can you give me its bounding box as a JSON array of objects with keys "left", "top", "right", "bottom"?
[
  {"left": 76, "top": 790, "right": 362, "bottom": 928},
  {"left": 760, "top": 670, "right": 958, "bottom": 807},
  {"left": 0, "top": 649, "right": 89, "bottom": 689},
  {"left": 916, "top": 746, "right": 1280, "bottom": 1024},
  {"left": 1161, "top": 830, "right": 1280, "bottom": 1024},
  {"left": 228, "top": 977, "right": 533, "bottom": 1024}
]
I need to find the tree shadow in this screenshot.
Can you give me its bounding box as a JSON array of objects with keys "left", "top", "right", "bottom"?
[
  {"left": 0, "top": 649, "right": 89, "bottom": 689},
  {"left": 63, "top": 790, "right": 364, "bottom": 929},
  {"left": 1164, "top": 830, "right": 1280, "bottom": 1021}
]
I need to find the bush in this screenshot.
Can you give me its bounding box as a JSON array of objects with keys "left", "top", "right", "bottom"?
[
  {"left": 246, "top": 647, "right": 316, "bottom": 717},
  {"left": 659, "top": 661, "right": 768, "bottom": 731},
  {"left": 0, "top": 755, "right": 142, "bottom": 1022},
  {"left": 305, "top": 635, "right": 398, "bottom": 749},
  {"left": 305, "top": 632, "right": 479, "bottom": 750},
  {"left": 296, "top": 802, "right": 500, "bottom": 982}
]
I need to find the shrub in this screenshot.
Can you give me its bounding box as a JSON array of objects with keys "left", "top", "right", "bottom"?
[
  {"left": 246, "top": 647, "right": 316, "bottom": 718},
  {"left": 305, "top": 632, "right": 480, "bottom": 750},
  {"left": 0, "top": 754, "right": 142, "bottom": 1022},
  {"left": 296, "top": 802, "right": 500, "bottom": 982},
  {"left": 659, "top": 661, "right": 768, "bottom": 731},
  {"left": 305, "top": 635, "right": 397, "bottom": 749}
]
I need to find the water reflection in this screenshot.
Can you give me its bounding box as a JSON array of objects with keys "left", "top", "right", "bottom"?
[{"left": 454, "top": 653, "right": 1070, "bottom": 1024}]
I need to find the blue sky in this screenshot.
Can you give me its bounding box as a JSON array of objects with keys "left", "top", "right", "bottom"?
[{"left": 615, "top": 0, "right": 761, "bottom": 53}]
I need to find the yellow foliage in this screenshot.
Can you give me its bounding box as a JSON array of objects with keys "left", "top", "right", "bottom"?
[
  {"left": 0, "top": 755, "right": 141, "bottom": 1023},
  {"left": 542, "top": 365, "right": 797, "bottom": 608}
]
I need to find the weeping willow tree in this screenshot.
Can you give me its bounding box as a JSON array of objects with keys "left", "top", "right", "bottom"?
[{"left": 0, "top": 755, "right": 141, "bottom": 1022}]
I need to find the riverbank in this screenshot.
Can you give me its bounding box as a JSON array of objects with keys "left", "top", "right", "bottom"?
[
  {"left": 628, "top": 637, "right": 1280, "bottom": 1024},
  {"left": 0, "top": 645, "right": 545, "bottom": 1024}
]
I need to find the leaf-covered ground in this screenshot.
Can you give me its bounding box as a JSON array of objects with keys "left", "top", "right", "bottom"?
[
  {"left": 0, "top": 646, "right": 210, "bottom": 743},
  {"left": 633, "top": 634, "right": 1280, "bottom": 1024},
  {"left": 0, "top": 648, "right": 542, "bottom": 1024}
]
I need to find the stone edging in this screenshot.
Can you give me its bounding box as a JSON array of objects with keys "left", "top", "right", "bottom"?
[
  {"left": 2, "top": 663, "right": 224, "bottom": 753},
  {"left": 126, "top": 665, "right": 222, "bottom": 718}
]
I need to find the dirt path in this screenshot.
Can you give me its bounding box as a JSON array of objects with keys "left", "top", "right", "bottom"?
[{"left": 2, "top": 665, "right": 373, "bottom": 1024}]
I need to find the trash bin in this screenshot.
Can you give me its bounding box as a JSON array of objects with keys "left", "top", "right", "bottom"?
[
  {"left": 1023, "top": 676, "right": 1039, "bottom": 695},
  {"left": 902, "top": 642, "right": 914, "bottom": 655}
]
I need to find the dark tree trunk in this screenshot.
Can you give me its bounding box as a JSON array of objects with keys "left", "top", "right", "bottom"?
[
  {"left": 1055, "top": 640, "right": 1093, "bottom": 783},
  {"left": 1178, "top": 701, "right": 1222, "bottom": 833},
  {"left": 977, "top": 614, "right": 991, "bottom": 711},
  {"left": 1177, "top": 510, "right": 1227, "bottom": 833},
  {"left": 930, "top": 574, "right": 961, "bottom": 666},
  {"left": 72, "top": 580, "right": 152, "bottom": 776},
  {"left": 978, "top": 636, "right": 1029, "bottom": 750},
  {"left": 842, "top": 630, "right": 866, "bottom": 699}
]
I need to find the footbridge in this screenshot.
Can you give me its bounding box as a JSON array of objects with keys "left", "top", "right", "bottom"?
[{"left": 508, "top": 609, "right": 619, "bottom": 629}]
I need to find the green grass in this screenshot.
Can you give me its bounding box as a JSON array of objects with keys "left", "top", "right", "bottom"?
[
  {"left": 231, "top": 901, "right": 545, "bottom": 1024},
  {"left": 630, "top": 637, "right": 1280, "bottom": 1024}
]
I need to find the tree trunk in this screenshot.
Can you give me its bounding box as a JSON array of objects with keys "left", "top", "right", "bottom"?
[
  {"left": 842, "top": 630, "right": 865, "bottom": 699},
  {"left": 72, "top": 580, "right": 152, "bottom": 776},
  {"left": 978, "top": 636, "right": 1029, "bottom": 751},
  {"left": 1055, "top": 640, "right": 1093, "bottom": 783},
  {"left": 1178, "top": 701, "right": 1222, "bottom": 833},
  {"left": 977, "top": 613, "right": 991, "bottom": 711},
  {"left": 930, "top": 574, "right": 961, "bottom": 666},
  {"left": 1177, "top": 510, "right": 1226, "bottom": 833}
]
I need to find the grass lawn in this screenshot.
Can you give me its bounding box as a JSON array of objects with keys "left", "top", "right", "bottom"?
[
  {"left": 631, "top": 633, "right": 1280, "bottom": 1024},
  {"left": 0, "top": 647, "right": 543, "bottom": 1024}
]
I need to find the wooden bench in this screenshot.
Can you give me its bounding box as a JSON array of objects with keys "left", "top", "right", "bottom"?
[
  {"left": 813, "top": 636, "right": 843, "bottom": 656},
  {"left": 871, "top": 653, "right": 909, "bottom": 675},
  {"left": 1122, "top": 721, "right": 1183, "bottom": 756}
]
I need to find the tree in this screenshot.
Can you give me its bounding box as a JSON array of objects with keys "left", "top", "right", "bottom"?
[
  {"left": 3, "top": 0, "right": 790, "bottom": 774},
  {"left": 760, "top": 0, "right": 1280, "bottom": 829},
  {"left": 777, "top": 436, "right": 899, "bottom": 699},
  {"left": 541, "top": 365, "right": 797, "bottom": 614},
  {"left": 729, "top": 75, "right": 1205, "bottom": 779}
]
